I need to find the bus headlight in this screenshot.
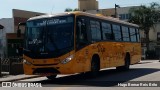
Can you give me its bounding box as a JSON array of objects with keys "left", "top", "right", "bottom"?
[
  {"left": 23, "top": 59, "right": 32, "bottom": 65},
  {"left": 61, "top": 55, "right": 74, "bottom": 64}
]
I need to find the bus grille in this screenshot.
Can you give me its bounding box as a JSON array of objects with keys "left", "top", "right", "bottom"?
[{"left": 33, "top": 68, "right": 60, "bottom": 75}]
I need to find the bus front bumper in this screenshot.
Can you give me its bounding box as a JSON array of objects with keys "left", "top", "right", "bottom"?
[{"left": 23, "top": 59, "right": 75, "bottom": 75}]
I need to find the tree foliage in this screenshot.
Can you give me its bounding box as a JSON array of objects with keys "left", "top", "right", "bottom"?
[
  {"left": 129, "top": 2, "right": 160, "bottom": 30},
  {"left": 129, "top": 2, "right": 160, "bottom": 50},
  {"left": 0, "top": 24, "right": 4, "bottom": 29},
  {"left": 73, "top": 8, "right": 79, "bottom": 11},
  {"left": 65, "top": 8, "right": 79, "bottom": 12},
  {"left": 65, "top": 8, "right": 73, "bottom": 12}
]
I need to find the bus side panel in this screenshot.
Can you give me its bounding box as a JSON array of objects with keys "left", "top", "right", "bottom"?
[
  {"left": 130, "top": 43, "right": 141, "bottom": 64},
  {"left": 74, "top": 46, "right": 92, "bottom": 73}
]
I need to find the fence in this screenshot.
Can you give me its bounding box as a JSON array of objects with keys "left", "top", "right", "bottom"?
[
  {"left": 1, "top": 58, "right": 10, "bottom": 72},
  {"left": 1, "top": 57, "right": 24, "bottom": 75}
]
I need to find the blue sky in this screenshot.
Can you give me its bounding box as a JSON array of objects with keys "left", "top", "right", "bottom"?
[{"left": 0, "top": 0, "right": 159, "bottom": 19}]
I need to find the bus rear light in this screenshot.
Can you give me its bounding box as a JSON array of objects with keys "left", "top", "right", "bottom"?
[{"left": 61, "top": 55, "right": 73, "bottom": 64}]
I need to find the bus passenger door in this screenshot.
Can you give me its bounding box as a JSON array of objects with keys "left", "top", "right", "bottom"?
[{"left": 75, "top": 17, "right": 90, "bottom": 72}]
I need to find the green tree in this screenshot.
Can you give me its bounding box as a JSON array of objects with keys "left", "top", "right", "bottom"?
[
  {"left": 73, "top": 8, "right": 79, "bottom": 11},
  {"left": 129, "top": 2, "right": 160, "bottom": 51},
  {"left": 65, "top": 8, "right": 73, "bottom": 12},
  {"left": 65, "top": 8, "right": 79, "bottom": 12},
  {"left": 0, "top": 24, "right": 4, "bottom": 29}
]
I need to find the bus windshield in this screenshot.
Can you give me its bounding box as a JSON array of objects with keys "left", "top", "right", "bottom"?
[{"left": 24, "top": 15, "right": 74, "bottom": 58}]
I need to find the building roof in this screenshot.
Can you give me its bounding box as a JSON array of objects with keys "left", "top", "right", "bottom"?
[
  {"left": 0, "top": 24, "right": 4, "bottom": 29},
  {"left": 13, "top": 9, "right": 45, "bottom": 18},
  {"left": 28, "top": 11, "right": 139, "bottom": 27}
]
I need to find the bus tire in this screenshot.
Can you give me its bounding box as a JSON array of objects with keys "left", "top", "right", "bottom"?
[
  {"left": 46, "top": 74, "right": 57, "bottom": 80},
  {"left": 90, "top": 55, "right": 100, "bottom": 77},
  {"left": 116, "top": 53, "right": 130, "bottom": 71}
]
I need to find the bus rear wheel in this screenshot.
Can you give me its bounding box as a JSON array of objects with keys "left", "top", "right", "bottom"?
[
  {"left": 46, "top": 74, "right": 57, "bottom": 80},
  {"left": 116, "top": 54, "right": 130, "bottom": 71}
]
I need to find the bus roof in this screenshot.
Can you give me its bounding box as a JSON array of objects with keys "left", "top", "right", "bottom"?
[{"left": 28, "top": 11, "right": 139, "bottom": 27}]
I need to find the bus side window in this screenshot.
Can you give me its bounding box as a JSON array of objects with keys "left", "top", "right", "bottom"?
[{"left": 76, "top": 18, "right": 88, "bottom": 50}]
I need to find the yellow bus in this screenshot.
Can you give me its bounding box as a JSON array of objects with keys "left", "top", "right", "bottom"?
[{"left": 20, "top": 12, "right": 141, "bottom": 79}]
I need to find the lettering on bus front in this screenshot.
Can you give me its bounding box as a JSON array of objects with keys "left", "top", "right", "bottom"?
[{"left": 34, "top": 17, "right": 73, "bottom": 27}]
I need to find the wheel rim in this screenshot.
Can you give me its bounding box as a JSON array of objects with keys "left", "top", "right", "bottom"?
[
  {"left": 91, "top": 61, "right": 97, "bottom": 71},
  {"left": 125, "top": 55, "right": 130, "bottom": 69}
]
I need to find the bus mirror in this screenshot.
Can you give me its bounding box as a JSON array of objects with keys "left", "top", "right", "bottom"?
[{"left": 17, "top": 29, "right": 21, "bottom": 37}]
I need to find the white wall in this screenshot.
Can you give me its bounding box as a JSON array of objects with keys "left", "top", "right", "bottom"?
[
  {"left": 0, "top": 28, "right": 6, "bottom": 59},
  {"left": 149, "top": 23, "right": 160, "bottom": 41},
  {"left": 0, "top": 18, "right": 14, "bottom": 59},
  {"left": 0, "top": 18, "right": 14, "bottom": 33},
  {"left": 86, "top": 10, "right": 98, "bottom": 14}
]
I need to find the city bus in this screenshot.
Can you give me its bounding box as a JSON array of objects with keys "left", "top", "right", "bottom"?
[{"left": 19, "top": 12, "right": 141, "bottom": 79}]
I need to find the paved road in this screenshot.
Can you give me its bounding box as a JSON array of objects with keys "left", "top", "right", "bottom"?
[{"left": 1, "top": 60, "right": 160, "bottom": 90}]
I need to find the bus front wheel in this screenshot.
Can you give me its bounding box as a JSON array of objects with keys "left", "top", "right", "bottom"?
[
  {"left": 90, "top": 55, "right": 100, "bottom": 77},
  {"left": 46, "top": 74, "right": 57, "bottom": 80}
]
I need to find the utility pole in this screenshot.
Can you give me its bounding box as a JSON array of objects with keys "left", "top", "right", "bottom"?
[{"left": 115, "top": 4, "right": 120, "bottom": 18}]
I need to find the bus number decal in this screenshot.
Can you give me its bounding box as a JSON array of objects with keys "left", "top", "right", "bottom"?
[{"left": 97, "top": 44, "right": 105, "bottom": 53}]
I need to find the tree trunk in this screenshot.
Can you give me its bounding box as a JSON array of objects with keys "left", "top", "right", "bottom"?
[{"left": 145, "top": 29, "right": 150, "bottom": 51}]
